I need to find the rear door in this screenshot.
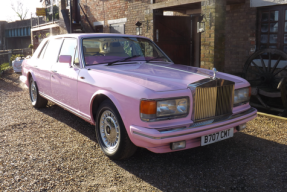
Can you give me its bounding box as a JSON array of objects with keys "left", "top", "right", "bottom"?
[
  {"left": 33, "top": 39, "right": 63, "bottom": 96},
  {"left": 50, "top": 38, "right": 80, "bottom": 110}
]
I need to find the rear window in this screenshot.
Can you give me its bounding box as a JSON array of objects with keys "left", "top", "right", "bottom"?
[
  {"left": 43, "top": 38, "right": 63, "bottom": 62},
  {"left": 32, "top": 39, "right": 48, "bottom": 59}
]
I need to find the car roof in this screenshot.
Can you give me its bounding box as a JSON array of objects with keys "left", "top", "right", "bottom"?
[{"left": 50, "top": 33, "right": 150, "bottom": 39}]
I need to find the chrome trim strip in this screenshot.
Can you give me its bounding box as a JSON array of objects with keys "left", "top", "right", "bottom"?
[
  {"left": 133, "top": 132, "right": 161, "bottom": 140},
  {"left": 133, "top": 108, "right": 256, "bottom": 140},
  {"left": 188, "top": 108, "right": 254, "bottom": 129},
  {"left": 158, "top": 108, "right": 253, "bottom": 134},
  {"left": 158, "top": 126, "right": 187, "bottom": 134},
  {"left": 39, "top": 92, "right": 91, "bottom": 121}
]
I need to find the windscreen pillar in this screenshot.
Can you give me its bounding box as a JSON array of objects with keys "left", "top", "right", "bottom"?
[{"left": 200, "top": 0, "right": 226, "bottom": 71}]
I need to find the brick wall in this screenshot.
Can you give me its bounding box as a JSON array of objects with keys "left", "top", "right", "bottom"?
[
  {"left": 200, "top": 0, "right": 226, "bottom": 71},
  {"left": 80, "top": 0, "right": 153, "bottom": 39},
  {"left": 224, "top": 0, "right": 257, "bottom": 75},
  {"left": 77, "top": 0, "right": 258, "bottom": 74},
  {"left": 80, "top": 0, "right": 189, "bottom": 39}
]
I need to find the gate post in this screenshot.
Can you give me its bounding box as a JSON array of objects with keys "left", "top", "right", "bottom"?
[
  {"left": 8, "top": 49, "right": 12, "bottom": 66},
  {"left": 201, "top": 0, "right": 226, "bottom": 71}
]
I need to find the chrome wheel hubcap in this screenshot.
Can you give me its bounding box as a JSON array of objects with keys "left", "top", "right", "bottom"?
[
  {"left": 99, "top": 110, "right": 120, "bottom": 150},
  {"left": 30, "top": 81, "right": 37, "bottom": 102}
]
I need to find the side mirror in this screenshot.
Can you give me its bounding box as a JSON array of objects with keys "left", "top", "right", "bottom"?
[{"left": 59, "top": 55, "right": 72, "bottom": 67}]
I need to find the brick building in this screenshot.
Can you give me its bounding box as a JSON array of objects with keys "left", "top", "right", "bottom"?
[{"left": 39, "top": 0, "right": 287, "bottom": 75}]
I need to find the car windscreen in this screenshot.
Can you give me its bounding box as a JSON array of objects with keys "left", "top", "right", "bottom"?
[{"left": 82, "top": 37, "right": 171, "bottom": 65}]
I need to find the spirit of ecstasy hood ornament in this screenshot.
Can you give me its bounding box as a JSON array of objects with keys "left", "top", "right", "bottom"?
[{"left": 212, "top": 68, "right": 217, "bottom": 79}]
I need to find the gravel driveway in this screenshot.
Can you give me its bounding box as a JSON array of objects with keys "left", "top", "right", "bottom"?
[{"left": 1, "top": 71, "right": 287, "bottom": 191}]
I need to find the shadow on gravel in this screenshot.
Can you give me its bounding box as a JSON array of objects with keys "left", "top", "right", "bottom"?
[
  {"left": 115, "top": 133, "right": 287, "bottom": 191},
  {"left": 36, "top": 103, "right": 97, "bottom": 142},
  {"left": 0, "top": 72, "right": 23, "bottom": 92},
  {"left": 35, "top": 101, "right": 287, "bottom": 191}
]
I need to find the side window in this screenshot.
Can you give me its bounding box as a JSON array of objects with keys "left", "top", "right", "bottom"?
[
  {"left": 59, "top": 38, "right": 77, "bottom": 63},
  {"left": 38, "top": 42, "right": 49, "bottom": 59},
  {"left": 43, "top": 39, "right": 63, "bottom": 62},
  {"left": 33, "top": 40, "right": 48, "bottom": 59}
]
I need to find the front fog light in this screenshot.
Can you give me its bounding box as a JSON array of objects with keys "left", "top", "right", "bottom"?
[
  {"left": 170, "top": 141, "right": 186, "bottom": 150},
  {"left": 236, "top": 123, "right": 247, "bottom": 131}
]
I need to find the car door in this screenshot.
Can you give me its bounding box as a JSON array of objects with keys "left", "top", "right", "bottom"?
[
  {"left": 50, "top": 38, "right": 80, "bottom": 110},
  {"left": 32, "top": 39, "right": 63, "bottom": 97}
]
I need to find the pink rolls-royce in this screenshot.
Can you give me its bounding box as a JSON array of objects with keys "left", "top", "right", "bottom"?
[{"left": 20, "top": 34, "right": 257, "bottom": 160}]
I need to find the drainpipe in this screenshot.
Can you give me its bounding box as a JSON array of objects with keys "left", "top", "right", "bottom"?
[
  {"left": 70, "top": 0, "right": 72, "bottom": 33},
  {"left": 52, "top": 0, "right": 54, "bottom": 23}
]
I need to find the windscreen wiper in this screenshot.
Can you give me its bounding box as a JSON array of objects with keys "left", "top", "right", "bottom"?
[
  {"left": 146, "top": 56, "right": 166, "bottom": 63},
  {"left": 107, "top": 55, "right": 142, "bottom": 66}
]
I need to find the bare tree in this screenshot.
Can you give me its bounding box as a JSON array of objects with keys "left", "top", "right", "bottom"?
[{"left": 11, "top": 0, "right": 29, "bottom": 20}]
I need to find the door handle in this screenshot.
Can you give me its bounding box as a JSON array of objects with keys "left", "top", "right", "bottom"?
[{"left": 51, "top": 70, "right": 57, "bottom": 73}]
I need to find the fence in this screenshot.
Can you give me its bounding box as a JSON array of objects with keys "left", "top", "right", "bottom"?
[{"left": 0, "top": 48, "right": 32, "bottom": 66}]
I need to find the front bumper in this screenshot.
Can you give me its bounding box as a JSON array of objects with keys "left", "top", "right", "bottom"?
[{"left": 130, "top": 108, "right": 257, "bottom": 153}]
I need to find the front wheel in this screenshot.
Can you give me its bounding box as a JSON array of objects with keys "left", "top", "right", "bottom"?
[
  {"left": 95, "top": 100, "right": 137, "bottom": 160},
  {"left": 29, "top": 78, "right": 48, "bottom": 108}
]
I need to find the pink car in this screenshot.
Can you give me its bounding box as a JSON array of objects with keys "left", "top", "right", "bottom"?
[{"left": 20, "top": 34, "right": 257, "bottom": 160}]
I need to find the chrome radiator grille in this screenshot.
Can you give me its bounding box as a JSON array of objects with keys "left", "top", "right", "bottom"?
[{"left": 193, "top": 82, "right": 234, "bottom": 121}]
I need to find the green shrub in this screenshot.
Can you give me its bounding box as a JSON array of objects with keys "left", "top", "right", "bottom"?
[
  {"left": 28, "top": 44, "right": 34, "bottom": 49},
  {"left": 10, "top": 54, "right": 24, "bottom": 63},
  {"left": 0, "top": 62, "right": 10, "bottom": 72}
]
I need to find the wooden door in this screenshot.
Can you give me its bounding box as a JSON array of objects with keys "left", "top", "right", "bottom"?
[{"left": 154, "top": 16, "right": 193, "bottom": 66}]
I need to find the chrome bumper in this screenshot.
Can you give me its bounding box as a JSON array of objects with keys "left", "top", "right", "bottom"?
[{"left": 131, "top": 108, "right": 257, "bottom": 143}]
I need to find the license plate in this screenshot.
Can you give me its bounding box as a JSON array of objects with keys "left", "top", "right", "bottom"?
[{"left": 201, "top": 128, "right": 234, "bottom": 146}]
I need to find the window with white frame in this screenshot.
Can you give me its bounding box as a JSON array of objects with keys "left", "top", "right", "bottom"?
[{"left": 108, "top": 18, "right": 127, "bottom": 34}]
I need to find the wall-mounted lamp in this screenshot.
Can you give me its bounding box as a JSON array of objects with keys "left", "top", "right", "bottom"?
[
  {"left": 197, "top": 14, "right": 205, "bottom": 33},
  {"left": 135, "top": 21, "right": 142, "bottom": 35},
  {"left": 197, "top": 22, "right": 205, "bottom": 33}
]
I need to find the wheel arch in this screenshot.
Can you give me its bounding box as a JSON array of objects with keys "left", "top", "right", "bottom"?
[
  {"left": 27, "top": 70, "right": 37, "bottom": 84},
  {"left": 90, "top": 90, "right": 125, "bottom": 125}
]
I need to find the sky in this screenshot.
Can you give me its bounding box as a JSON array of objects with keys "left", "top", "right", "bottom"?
[{"left": 0, "top": 0, "right": 43, "bottom": 21}]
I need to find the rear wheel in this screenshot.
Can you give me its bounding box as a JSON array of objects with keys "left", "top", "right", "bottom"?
[
  {"left": 95, "top": 100, "right": 137, "bottom": 160},
  {"left": 29, "top": 78, "right": 47, "bottom": 108}
]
